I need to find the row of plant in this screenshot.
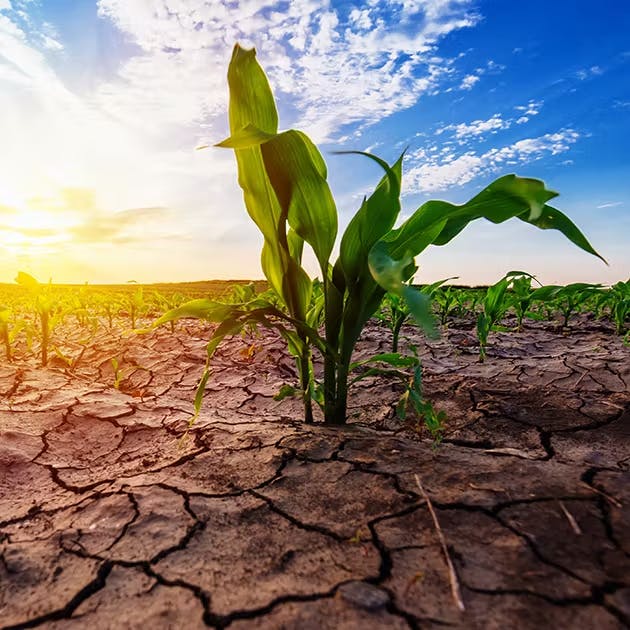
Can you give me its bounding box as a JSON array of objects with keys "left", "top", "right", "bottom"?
[
  {"left": 379, "top": 273, "right": 629, "bottom": 362},
  {"left": 2, "top": 271, "right": 626, "bottom": 367},
  {"left": 0, "top": 274, "right": 257, "bottom": 365}
]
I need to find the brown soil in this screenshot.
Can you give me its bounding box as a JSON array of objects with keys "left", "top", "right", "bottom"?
[{"left": 1, "top": 316, "right": 628, "bottom": 629}]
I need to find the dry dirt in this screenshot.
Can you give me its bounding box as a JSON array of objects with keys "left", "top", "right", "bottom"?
[{"left": 1, "top": 315, "right": 628, "bottom": 629}]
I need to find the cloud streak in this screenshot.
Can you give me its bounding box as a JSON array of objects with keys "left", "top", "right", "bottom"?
[{"left": 404, "top": 129, "right": 580, "bottom": 194}]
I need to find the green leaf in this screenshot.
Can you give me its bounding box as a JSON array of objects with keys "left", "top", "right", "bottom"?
[
  {"left": 223, "top": 44, "right": 311, "bottom": 321},
  {"left": 384, "top": 175, "right": 603, "bottom": 263},
  {"left": 261, "top": 130, "right": 337, "bottom": 275},
  {"left": 338, "top": 151, "right": 403, "bottom": 290},
  {"left": 273, "top": 384, "right": 299, "bottom": 401},
  {"left": 368, "top": 241, "right": 438, "bottom": 337},
  {"left": 152, "top": 299, "right": 234, "bottom": 327},
  {"left": 349, "top": 352, "right": 419, "bottom": 372},
  {"left": 216, "top": 123, "right": 276, "bottom": 149},
  {"left": 526, "top": 206, "right": 607, "bottom": 264}
]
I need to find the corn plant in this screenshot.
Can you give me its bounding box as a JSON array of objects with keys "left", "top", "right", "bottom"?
[
  {"left": 0, "top": 306, "right": 14, "bottom": 361},
  {"left": 127, "top": 287, "right": 146, "bottom": 330},
  {"left": 159, "top": 44, "right": 604, "bottom": 427},
  {"left": 530, "top": 282, "right": 602, "bottom": 329},
  {"left": 508, "top": 274, "right": 544, "bottom": 330},
  {"left": 476, "top": 271, "right": 533, "bottom": 361},
  {"left": 15, "top": 272, "right": 66, "bottom": 366},
  {"left": 382, "top": 277, "right": 456, "bottom": 352},
  {"left": 606, "top": 279, "right": 630, "bottom": 335}
]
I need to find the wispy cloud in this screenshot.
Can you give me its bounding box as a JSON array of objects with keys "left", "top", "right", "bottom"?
[
  {"left": 404, "top": 129, "right": 580, "bottom": 193},
  {"left": 575, "top": 65, "right": 603, "bottom": 81},
  {"left": 459, "top": 74, "right": 479, "bottom": 90},
  {"left": 434, "top": 100, "right": 543, "bottom": 143},
  {"left": 95, "top": 0, "right": 481, "bottom": 141},
  {"left": 436, "top": 113, "right": 509, "bottom": 139},
  {"left": 596, "top": 201, "right": 623, "bottom": 209}
]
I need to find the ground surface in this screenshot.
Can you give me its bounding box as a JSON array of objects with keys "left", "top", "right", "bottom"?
[{"left": 1, "top": 315, "right": 629, "bottom": 629}]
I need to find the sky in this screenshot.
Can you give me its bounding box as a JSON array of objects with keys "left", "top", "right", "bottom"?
[{"left": 0, "top": 0, "right": 628, "bottom": 286}]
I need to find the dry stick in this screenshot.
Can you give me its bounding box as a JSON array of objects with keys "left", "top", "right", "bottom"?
[
  {"left": 580, "top": 482, "right": 623, "bottom": 508},
  {"left": 574, "top": 370, "right": 588, "bottom": 389},
  {"left": 414, "top": 474, "right": 465, "bottom": 612},
  {"left": 558, "top": 500, "right": 582, "bottom": 535}
]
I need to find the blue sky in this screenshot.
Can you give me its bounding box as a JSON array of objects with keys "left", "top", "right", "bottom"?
[{"left": 0, "top": 0, "right": 628, "bottom": 285}]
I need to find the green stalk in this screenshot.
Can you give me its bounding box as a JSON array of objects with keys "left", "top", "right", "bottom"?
[
  {"left": 391, "top": 311, "right": 406, "bottom": 353},
  {"left": 40, "top": 310, "right": 49, "bottom": 367},
  {"left": 1, "top": 324, "right": 10, "bottom": 361},
  {"left": 298, "top": 332, "right": 313, "bottom": 424}
]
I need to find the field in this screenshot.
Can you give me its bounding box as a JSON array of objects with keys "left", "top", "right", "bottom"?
[{"left": 1, "top": 280, "right": 628, "bottom": 629}]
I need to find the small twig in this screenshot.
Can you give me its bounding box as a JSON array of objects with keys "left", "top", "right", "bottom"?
[
  {"left": 558, "top": 500, "right": 582, "bottom": 535},
  {"left": 574, "top": 370, "right": 588, "bottom": 388},
  {"left": 415, "top": 474, "right": 465, "bottom": 612},
  {"left": 580, "top": 482, "right": 623, "bottom": 508},
  {"left": 468, "top": 482, "right": 507, "bottom": 494}
]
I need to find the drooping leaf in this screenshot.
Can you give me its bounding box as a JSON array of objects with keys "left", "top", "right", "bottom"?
[
  {"left": 152, "top": 299, "right": 235, "bottom": 327},
  {"left": 368, "top": 241, "right": 438, "bottom": 337},
  {"left": 349, "top": 352, "right": 420, "bottom": 372}
]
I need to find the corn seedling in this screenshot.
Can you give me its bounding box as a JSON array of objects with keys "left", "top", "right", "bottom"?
[
  {"left": 382, "top": 277, "right": 456, "bottom": 352},
  {"left": 477, "top": 272, "right": 533, "bottom": 361},
  {"left": 508, "top": 274, "right": 543, "bottom": 330},
  {"left": 530, "top": 283, "right": 602, "bottom": 329},
  {"left": 158, "top": 44, "right": 605, "bottom": 427},
  {"left": 0, "top": 306, "right": 14, "bottom": 361},
  {"left": 606, "top": 279, "right": 630, "bottom": 335},
  {"left": 15, "top": 271, "right": 66, "bottom": 366}
]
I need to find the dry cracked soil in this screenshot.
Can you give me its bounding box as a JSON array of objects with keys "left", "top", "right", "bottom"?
[{"left": 0, "top": 314, "right": 628, "bottom": 629}]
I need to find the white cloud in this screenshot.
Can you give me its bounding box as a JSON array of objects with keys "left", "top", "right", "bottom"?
[
  {"left": 434, "top": 101, "right": 542, "bottom": 143},
  {"left": 596, "top": 201, "right": 623, "bottom": 209},
  {"left": 94, "top": 0, "right": 480, "bottom": 141},
  {"left": 576, "top": 65, "right": 603, "bottom": 80},
  {"left": 404, "top": 129, "right": 580, "bottom": 193},
  {"left": 437, "top": 113, "right": 509, "bottom": 139},
  {"left": 459, "top": 73, "right": 479, "bottom": 90}
]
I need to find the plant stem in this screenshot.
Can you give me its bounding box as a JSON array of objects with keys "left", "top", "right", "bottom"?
[
  {"left": 40, "top": 310, "right": 48, "bottom": 367},
  {"left": 298, "top": 333, "right": 313, "bottom": 424}
]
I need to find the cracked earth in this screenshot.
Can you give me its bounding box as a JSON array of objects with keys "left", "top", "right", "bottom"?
[{"left": 1, "top": 315, "right": 628, "bottom": 629}]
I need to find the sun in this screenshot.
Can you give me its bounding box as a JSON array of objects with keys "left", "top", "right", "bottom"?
[{"left": 1, "top": 201, "right": 77, "bottom": 255}]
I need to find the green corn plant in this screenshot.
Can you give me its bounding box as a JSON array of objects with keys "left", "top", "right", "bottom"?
[
  {"left": 508, "top": 273, "right": 544, "bottom": 330},
  {"left": 0, "top": 306, "right": 13, "bottom": 361},
  {"left": 15, "top": 271, "right": 65, "bottom": 366},
  {"left": 476, "top": 271, "right": 532, "bottom": 361},
  {"left": 382, "top": 277, "right": 456, "bottom": 352},
  {"left": 127, "top": 287, "right": 146, "bottom": 330},
  {"left": 452, "top": 286, "right": 476, "bottom": 318},
  {"left": 432, "top": 285, "right": 460, "bottom": 325},
  {"left": 606, "top": 279, "right": 630, "bottom": 335},
  {"left": 530, "top": 282, "right": 602, "bottom": 329},
  {"left": 159, "top": 44, "right": 604, "bottom": 427}
]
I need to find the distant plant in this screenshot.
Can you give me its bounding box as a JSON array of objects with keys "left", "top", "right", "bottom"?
[
  {"left": 0, "top": 306, "right": 15, "bottom": 361},
  {"left": 508, "top": 273, "right": 543, "bottom": 330},
  {"left": 15, "top": 271, "right": 65, "bottom": 366},
  {"left": 159, "top": 44, "right": 605, "bottom": 427},
  {"left": 530, "top": 282, "right": 602, "bottom": 328},
  {"left": 476, "top": 271, "right": 533, "bottom": 361},
  {"left": 606, "top": 279, "right": 630, "bottom": 335},
  {"left": 381, "top": 277, "right": 456, "bottom": 352}
]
